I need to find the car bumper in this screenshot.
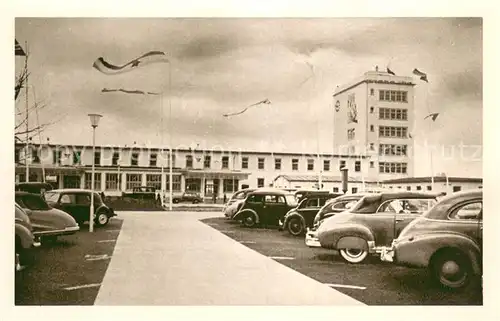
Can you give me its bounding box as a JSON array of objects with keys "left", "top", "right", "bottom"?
[
  {"left": 34, "top": 225, "right": 80, "bottom": 238},
  {"left": 305, "top": 228, "right": 321, "bottom": 248}
]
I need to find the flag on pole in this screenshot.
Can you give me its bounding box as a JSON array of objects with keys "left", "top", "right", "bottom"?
[
  {"left": 223, "top": 99, "right": 271, "bottom": 117},
  {"left": 101, "top": 88, "right": 160, "bottom": 95},
  {"left": 93, "top": 50, "right": 169, "bottom": 75},
  {"left": 424, "top": 112, "right": 439, "bottom": 121},
  {"left": 412, "top": 68, "right": 428, "bottom": 82},
  {"left": 386, "top": 67, "right": 395, "bottom": 75},
  {"left": 15, "top": 39, "right": 26, "bottom": 56}
]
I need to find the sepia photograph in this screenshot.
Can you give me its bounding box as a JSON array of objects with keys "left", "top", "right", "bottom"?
[{"left": 9, "top": 5, "right": 490, "bottom": 313}]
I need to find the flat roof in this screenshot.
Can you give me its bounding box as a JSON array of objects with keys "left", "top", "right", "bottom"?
[{"left": 333, "top": 70, "right": 415, "bottom": 97}]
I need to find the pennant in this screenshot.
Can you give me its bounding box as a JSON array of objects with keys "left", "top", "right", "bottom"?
[
  {"left": 413, "top": 68, "right": 428, "bottom": 82},
  {"left": 223, "top": 99, "right": 271, "bottom": 117},
  {"left": 101, "top": 88, "right": 160, "bottom": 95},
  {"left": 15, "top": 39, "right": 26, "bottom": 56},
  {"left": 93, "top": 50, "right": 169, "bottom": 75},
  {"left": 424, "top": 112, "right": 439, "bottom": 121},
  {"left": 386, "top": 67, "right": 395, "bottom": 75}
]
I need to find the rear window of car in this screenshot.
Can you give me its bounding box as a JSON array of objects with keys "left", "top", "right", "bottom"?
[{"left": 44, "top": 191, "right": 61, "bottom": 203}]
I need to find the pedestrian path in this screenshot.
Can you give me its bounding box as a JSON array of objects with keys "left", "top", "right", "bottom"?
[{"left": 95, "top": 212, "right": 364, "bottom": 305}]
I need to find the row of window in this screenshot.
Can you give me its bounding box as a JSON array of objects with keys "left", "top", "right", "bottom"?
[
  {"left": 379, "top": 126, "right": 408, "bottom": 138},
  {"left": 379, "top": 144, "right": 408, "bottom": 156},
  {"left": 379, "top": 162, "right": 408, "bottom": 174},
  {"left": 378, "top": 90, "right": 408, "bottom": 103},
  {"left": 83, "top": 173, "right": 182, "bottom": 191},
  {"left": 379, "top": 107, "right": 408, "bottom": 120}
]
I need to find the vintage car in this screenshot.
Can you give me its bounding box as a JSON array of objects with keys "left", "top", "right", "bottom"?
[
  {"left": 223, "top": 188, "right": 257, "bottom": 218},
  {"left": 279, "top": 193, "right": 343, "bottom": 236},
  {"left": 316, "top": 192, "right": 438, "bottom": 263},
  {"left": 122, "top": 186, "right": 157, "bottom": 200},
  {"left": 15, "top": 203, "right": 40, "bottom": 270},
  {"left": 293, "top": 190, "right": 332, "bottom": 203},
  {"left": 232, "top": 190, "right": 298, "bottom": 227},
  {"left": 305, "top": 193, "right": 366, "bottom": 248},
  {"left": 15, "top": 191, "right": 79, "bottom": 242},
  {"left": 44, "top": 189, "right": 116, "bottom": 226},
  {"left": 380, "top": 189, "right": 482, "bottom": 289},
  {"left": 15, "top": 182, "right": 54, "bottom": 195},
  {"left": 172, "top": 192, "right": 204, "bottom": 204}
]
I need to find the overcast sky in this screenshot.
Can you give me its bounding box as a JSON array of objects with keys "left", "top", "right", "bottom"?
[{"left": 14, "top": 17, "right": 482, "bottom": 177}]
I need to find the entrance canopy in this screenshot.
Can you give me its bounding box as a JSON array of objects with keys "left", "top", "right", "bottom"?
[{"left": 182, "top": 169, "right": 250, "bottom": 180}]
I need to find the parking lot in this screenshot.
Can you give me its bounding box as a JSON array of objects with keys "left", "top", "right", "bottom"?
[
  {"left": 15, "top": 218, "right": 123, "bottom": 305},
  {"left": 201, "top": 217, "right": 482, "bottom": 305}
]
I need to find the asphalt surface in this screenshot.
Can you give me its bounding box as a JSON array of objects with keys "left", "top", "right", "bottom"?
[
  {"left": 201, "top": 217, "right": 483, "bottom": 305},
  {"left": 15, "top": 218, "right": 123, "bottom": 305}
]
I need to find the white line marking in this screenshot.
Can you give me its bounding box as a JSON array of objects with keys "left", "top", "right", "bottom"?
[
  {"left": 269, "top": 256, "right": 295, "bottom": 260},
  {"left": 63, "top": 283, "right": 101, "bottom": 291},
  {"left": 97, "top": 239, "right": 116, "bottom": 243},
  {"left": 220, "top": 230, "right": 235, "bottom": 234},
  {"left": 106, "top": 229, "right": 121, "bottom": 232},
  {"left": 324, "top": 283, "right": 367, "bottom": 290},
  {"left": 85, "top": 254, "right": 111, "bottom": 261},
  {"left": 240, "top": 241, "right": 256, "bottom": 244}
]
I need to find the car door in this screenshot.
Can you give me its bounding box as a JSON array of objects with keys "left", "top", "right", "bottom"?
[
  {"left": 364, "top": 199, "right": 402, "bottom": 246},
  {"left": 448, "top": 200, "right": 482, "bottom": 247},
  {"left": 261, "top": 194, "right": 287, "bottom": 225},
  {"left": 57, "top": 193, "right": 79, "bottom": 221},
  {"left": 75, "top": 193, "right": 93, "bottom": 222}
]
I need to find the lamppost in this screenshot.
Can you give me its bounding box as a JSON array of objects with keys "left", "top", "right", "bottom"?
[{"left": 88, "top": 113, "right": 102, "bottom": 233}]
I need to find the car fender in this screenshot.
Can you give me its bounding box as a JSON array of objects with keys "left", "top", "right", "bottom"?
[
  {"left": 319, "top": 223, "right": 374, "bottom": 250},
  {"left": 398, "top": 233, "right": 482, "bottom": 274},
  {"left": 284, "top": 212, "right": 305, "bottom": 228},
  {"left": 233, "top": 209, "right": 260, "bottom": 223},
  {"left": 15, "top": 223, "right": 34, "bottom": 249}
]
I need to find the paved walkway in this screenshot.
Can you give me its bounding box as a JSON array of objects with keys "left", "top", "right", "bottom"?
[{"left": 95, "top": 212, "right": 363, "bottom": 305}]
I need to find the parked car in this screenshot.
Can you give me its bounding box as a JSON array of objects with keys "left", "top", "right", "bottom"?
[
  {"left": 305, "top": 193, "right": 365, "bottom": 248},
  {"left": 122, "top": 186, "right": 157, "bottom": 200},
  {"left": 15, "top": 191, "right": 79, "bottom": 243},
  {"left": 44, "top": 189, "right": 116, "bottom": 226},
  {"left": 232, "top": 190, "right": 298, "bottom": 227},
  {"left": 223, "top": 188, "right": 257, "bottom": 218},
  {"left": 15, "top": 203, "right": 40, "bottom": 270},
  {"left": 380, "top": 189, "right": 482, "bottom": 289},
  {"left": 279, "top": 193, "right": 343, "bottom": 236},
  {"left": 316, "top": 192, "right": 438, "bottom": 263},
  {"left": 172, "top": 192, "right": 203, "bottom": 204},
  {"left": 15, "top": 182, "right": 54, "bottom": 196}
]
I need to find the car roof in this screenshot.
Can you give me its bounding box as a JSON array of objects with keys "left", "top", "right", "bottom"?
[
  {"left": 248, "top": 189, "right": 293, "bottom": 196},
  {"left": 424, "top": 189, "right": 483, "bottom": 219},
  {"left": 48, "top": 188, "right": 97, "bottom": 194},
  {"left": 16, "top": 182, "right": 53, "bottom": 187}
]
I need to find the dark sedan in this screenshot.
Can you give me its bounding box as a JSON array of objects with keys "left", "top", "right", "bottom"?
[
  {"left": 279, "top": 193, "right": 343, "bottom": 236},
  {"left": 15, "top": 191, "right": 79, "bottom": 242},
  {"left": 44, "top": 189, "right": 116, "bottom": 226}
]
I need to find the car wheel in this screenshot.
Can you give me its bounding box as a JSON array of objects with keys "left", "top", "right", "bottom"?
[
  {"left": 95, "top": 212, "right": 110, "bottom": 226},
  {"left": 431, "top": 250, "right": 472, "bottom": 290},
  {"left": 287, "top": 217, "right": 304, "bottom": 236},
  {"left": 339, "top": 248, "right": 368, "bottom": 264},
  {"left": 242, "top": 214, "right": 256, "bottom": 228}
]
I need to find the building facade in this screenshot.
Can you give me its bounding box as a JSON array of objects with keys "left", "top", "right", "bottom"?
[
  {"left": 14, "top": 143, "right": 371, "bottom": 199},
  {"left": 381, "top": 176, "right": 482, "bottom": 195},
  {"left": 333, "top": 67, "right": 415, "bottom": 181}
]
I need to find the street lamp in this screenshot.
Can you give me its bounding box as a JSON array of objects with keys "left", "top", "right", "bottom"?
[{"left": 88, "top": 113, "right": 102, "bottom": 233}]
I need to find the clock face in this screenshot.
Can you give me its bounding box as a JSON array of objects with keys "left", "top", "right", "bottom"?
[{"left": 335, "top": 100, "right": 340, "bottom": 112}]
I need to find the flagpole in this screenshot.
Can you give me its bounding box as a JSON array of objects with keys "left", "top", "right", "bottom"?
[
  {"left": 25, "top": 41, "right": 29, "bottom": 182},
  {"left": 168, "top": 62, "right": 173, "bottom": 211},
  {"left": 32, "top": 85, "right": 45, "bottom": 183}
]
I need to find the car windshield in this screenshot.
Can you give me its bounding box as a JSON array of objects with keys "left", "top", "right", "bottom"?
[
  {"left": 285, "top": 194, "right": 298, "bottom": 207},
  {"left": 234, "top": 191, "right": 248, "bottom": 200},
  {"left": 44, "top": 191, "right": 61, "bottom": 203}
]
